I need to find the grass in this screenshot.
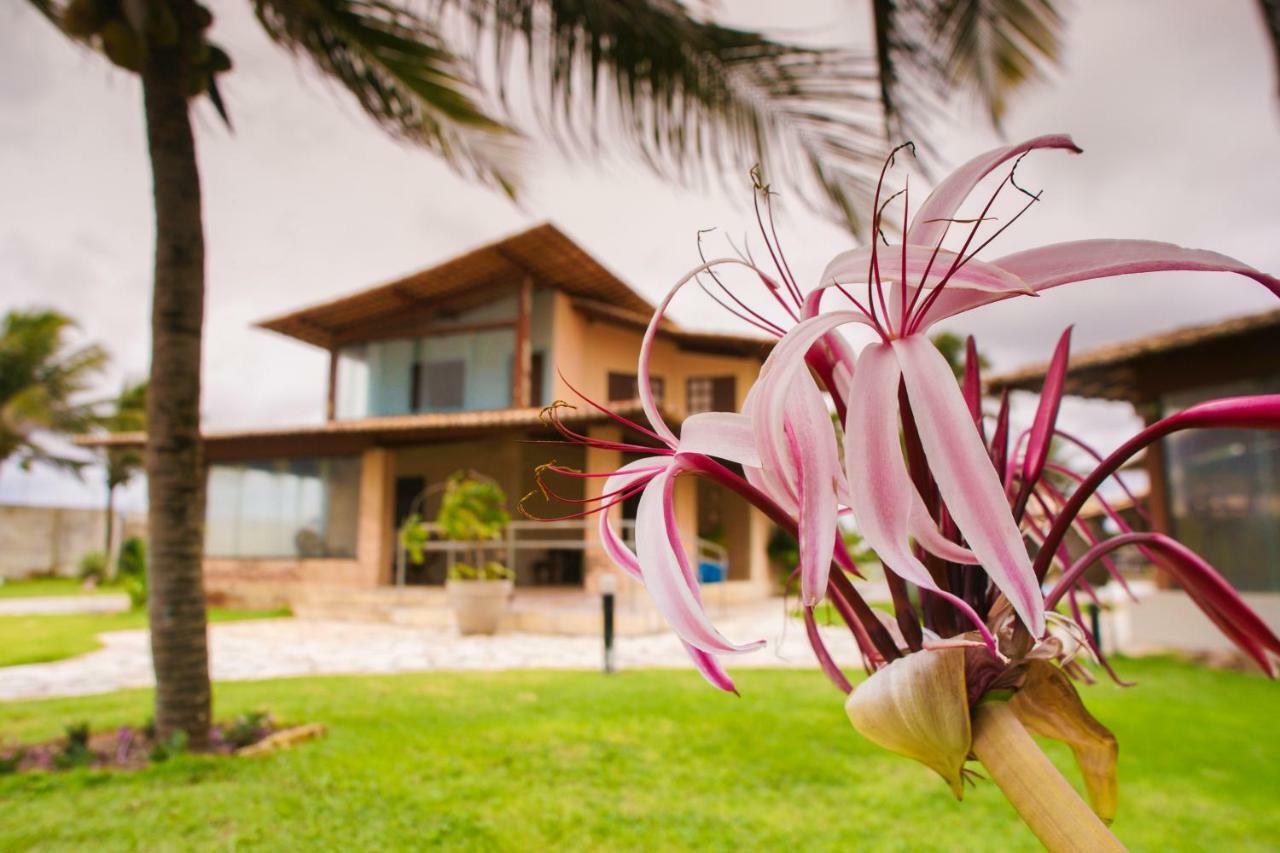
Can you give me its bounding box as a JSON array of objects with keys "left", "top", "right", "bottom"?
[
  {"left": 792, "top": 599, "right": 894, "bottom": 622},
  {"left": 0, "top": 578, "right": 121, "bottom": 599},
  {"left": 0, "top": 609, "right": 291, "bottom": 668},
  {"left": 0, "top": 658, "right": 1276, "bottom": 850}
]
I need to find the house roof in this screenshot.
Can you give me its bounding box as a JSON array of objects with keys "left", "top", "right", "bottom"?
[
  {"left": 76, "top": 402, "right": 666, "bottom": 461},
  {"left": 254, "top": 222, "right": 772, "bottom": 358},
  {"left": 985, "top": 309, "right": 1280, "bottom": 402}
]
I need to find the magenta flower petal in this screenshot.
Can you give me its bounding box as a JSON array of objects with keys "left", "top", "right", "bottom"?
[
  {"left": 598, "top": 456, "right": 670, "bottom": 581},
  {"left": 892, "top": 335, "right": 1045, "bottom": 636},
  {"left": 786, "top": 378, "right": 841, "bottom": 606},
  {"left": 635, "top": 468, "right": 765, "bottom": 655},
  {"left": 845, "top": 344, "right": 982, "bottom": 592},
  {"left": 917, "top": 239, "right": 1280, "bottom": 329},
  {"left": 821, "top": 245, "right": 1034, "bottom": 294},
  {"left": 995, "top": 239, "right": 1280, "bottom": 300},
  {"left": 906, "top": 134, "right": 1082, "bottom": 250},
  {"left": 679, "top": 412, "right": 761, "bottom": 468},
  {"left": 1016, "top": 327, "right": 1072, "bottom": 513},
  {"left": 1050, "top": 532, "right": 1280, "bottom": 675},
  {"left": 908, "top": 497, "right": 978, "bottom": 565},
  {"left": 682, "top": 642, "right": 740, "bottom": 693}
]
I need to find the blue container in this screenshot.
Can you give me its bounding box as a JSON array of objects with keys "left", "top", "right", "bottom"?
[{"left": 698, "top": 561, "right": 725, "bottom": 583}]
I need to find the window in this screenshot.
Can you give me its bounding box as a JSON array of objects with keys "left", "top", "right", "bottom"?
[
  {"left": 607, "top": 371, "right": 664, "bottom": 403},
  {"left": 530, "top": 351, "right": 546, "bottom": 407},
  {"left": 415, "top": 359, "right": 465, "bottom": 410},
  {"left": 686, "top": 376, "right": 737, "bottom": 414},
  {"left": 205, "top": 456, "right": 361, "bottom": 559},
  {"left": 1163, "top": 376, "right": 1280, "bottom": 591}
]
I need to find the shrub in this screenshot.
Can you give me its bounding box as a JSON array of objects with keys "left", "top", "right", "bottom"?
[
  {"left": 122, "top": 572, "right": 147, "bottom": 610},
  {"left": 77, "top": 551, "right": 106, "bottom": 583},
  {"left": 149, "top": 729, "right": 188, "bottom": 763},
  {"left": 53, "top": 722, "right": 94, "bottom": 769},
  {"left": 115, "top": 536, "right": 147, "bottom": 608},
  {"left": 448, "top": 561, "right": 515, "bottom": 582},
  {"left": 223, "top": 711, "right": 272, "bottom": 749},
  {"left": 116, "top": 536, "right": 145, "bottom": 579}
]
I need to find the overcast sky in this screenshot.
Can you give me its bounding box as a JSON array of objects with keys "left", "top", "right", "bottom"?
[{"left": 2, "top": 0, "right": 1277, "bottom": 511}]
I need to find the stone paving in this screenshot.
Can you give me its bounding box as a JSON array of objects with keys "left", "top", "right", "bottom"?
[
  {"left": 0, "top": 594, "right": 129, "bottom": 616},
  {"left": 0, "top": 601, "right": 860, "bottom": 701}
]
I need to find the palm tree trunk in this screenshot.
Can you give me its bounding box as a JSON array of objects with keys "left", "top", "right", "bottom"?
[{"left": 140, "top": 8, "right": 212, "bottom": 750}]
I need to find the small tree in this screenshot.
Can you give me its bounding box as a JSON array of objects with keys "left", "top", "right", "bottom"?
[
  {"left": 0, "top": 309, "right": 106, "bottom": 475},
  {"left": 435, "top": 472, "right": 511, "bottom": 580}
]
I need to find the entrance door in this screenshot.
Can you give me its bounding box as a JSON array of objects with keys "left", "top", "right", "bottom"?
[{"left": 394, "top": 476, "right": 436, "bottom": 585}]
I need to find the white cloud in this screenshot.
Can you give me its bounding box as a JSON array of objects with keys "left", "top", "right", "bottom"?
[{"left": 2, "top": 0, "right": 1276, "bottom": 504}]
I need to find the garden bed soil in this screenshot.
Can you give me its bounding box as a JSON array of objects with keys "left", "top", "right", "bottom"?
[{"left": 0, "top": 715, "right": 323, "bottom": 773}]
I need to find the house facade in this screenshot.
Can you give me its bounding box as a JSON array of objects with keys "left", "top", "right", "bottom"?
[
  {"left": 88, "top": 224, "right": 774, "bottom": 615},
  {"left": 989, "top": 309, "right": 1280, "bottom": 655}
]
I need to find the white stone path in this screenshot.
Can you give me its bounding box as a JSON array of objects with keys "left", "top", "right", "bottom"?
[
  {"left": 0, "top": 602, "right": 861, "bottom": 701},
  {"left": 0, "top": 594, "right": 129, "bottom": 616}
]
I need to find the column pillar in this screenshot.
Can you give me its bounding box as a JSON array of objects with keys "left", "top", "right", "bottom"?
[
  {"left": 357, "top": 447, "right": 395, "bottom": 586},
  {"left": 512, "top": 277, "right": 533, "bottom": 407}
]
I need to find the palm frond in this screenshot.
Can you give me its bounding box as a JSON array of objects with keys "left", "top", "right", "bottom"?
[
  {"left": 1259, "top": 0, "right": 1280, "bottom": 98},
  {"left": 931, "top": 0, "right": 1064, "bottom": 127},
  {"left": 442, "top": 0, "right": 887, "bottom": 234},
  {"left": 866, "top": 0, "right": 1062, "bottom": 136},
  {"left": 254, "top": 0, "right": 523, "bottom": 195}
]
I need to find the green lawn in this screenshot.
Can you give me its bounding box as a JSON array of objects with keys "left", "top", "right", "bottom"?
[
  {"left": 0, "top": 658, "right": 1276, "bottom": 850},
  {"left": 0, "top": 578, "right": 121, "bottom": 599},
  {"left": 0, "top": 609, "right": 290, "bottom": 668}
]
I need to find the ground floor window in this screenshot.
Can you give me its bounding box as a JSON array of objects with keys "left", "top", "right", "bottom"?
[
  {"left": 1164, "top": 375, "right": 1280, "bottom": 591},
  {"left": 206, "top": 456, "right": 361, "bottom": 559}
]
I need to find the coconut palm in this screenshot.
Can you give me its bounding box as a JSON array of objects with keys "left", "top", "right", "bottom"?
[
  {"left": 0, "top": 309, "right": 106, "bottom": 475},
  {"left": 97, "top": 381, "right": 147, "bottom": 566},
  {"left": 17, "top": 0, "right": 1080, "bottom": 748}
]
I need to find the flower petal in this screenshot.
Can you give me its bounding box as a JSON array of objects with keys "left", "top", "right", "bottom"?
[
  {"left": 598, "top": 456, "right": 669, "bottom": 580},
  {"left": 845, "top": 343, "right": 992, "bottom": 629},
  {"left": 892, "top": 335, "right": 1045, "bottom": 637},
  {"left": 916, "top": 239, "right": 1280, "bottom": 329},
  {"left": 1020, "top": 327, "right": 1073, "bottom": 493},
  {"left": 635, "top": 467, "right": 765, "bottom": 655},
  {"left": 844, "top": 343, "right": 932, "bottom": 585},
  {"left": 785, "top": 378, "right": 841, "bottom": 606},
  {"left": 821, "top": 245, "right": 1034, "bottom": 294},
  {"left": 996, "top": 239, "right": 1280, "bottom": 300},
  {"left": 906, "top": 134, "right": 1082, "bottom": 250},
  {"left": 682, "top": 642, "right": 739, "bottom": 693},
  {"left": 679, "top": 412, "right": 761, "bottom": 468},
  {"left": 639, "top": 258, "right": 769, "bottom": 447}
]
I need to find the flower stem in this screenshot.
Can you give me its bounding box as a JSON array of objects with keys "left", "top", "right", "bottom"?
[{"left": 971, "top": 702, "right": 1125, "bottom": 852}]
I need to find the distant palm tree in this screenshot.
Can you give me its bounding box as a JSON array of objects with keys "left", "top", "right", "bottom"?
[
  {"left": 97, "top": 381, "right": 147, "bottom": 567},
  {"left": 0, "top": 309, "right": 106, "bottom": 475}
]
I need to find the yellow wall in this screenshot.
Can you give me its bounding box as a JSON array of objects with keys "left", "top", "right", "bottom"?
[{"left": 549, "top": 291, "right": 762, "bottom": 417}]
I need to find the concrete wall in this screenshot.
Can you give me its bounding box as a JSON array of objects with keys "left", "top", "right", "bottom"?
[
  {"left": 0, "top": 504, "right": 146, "bottom": 579},
  {"left": 1100, "top": 583, "right": 1280, "bottom": 660},
  {"left": 549, "top": 291, "right": 762, "bottom": 417}
]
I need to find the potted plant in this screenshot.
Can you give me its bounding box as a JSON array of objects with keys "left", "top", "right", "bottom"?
[{"left": 435, "top": 472, "right": 514, "bottom": 635}]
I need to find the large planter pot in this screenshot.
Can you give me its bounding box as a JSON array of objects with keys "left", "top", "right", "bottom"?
[{"left": 446, "top": 579, "right": 513, "bottom": 635}]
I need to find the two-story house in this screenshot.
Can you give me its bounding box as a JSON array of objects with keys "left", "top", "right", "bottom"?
[{"left": 88, "top": 224, "right": 775, "bottom": 621}]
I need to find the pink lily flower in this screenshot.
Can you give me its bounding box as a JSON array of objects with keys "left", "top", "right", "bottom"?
[{"left": 534, "top": 134, "right": 1280, "bottom": 695}]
